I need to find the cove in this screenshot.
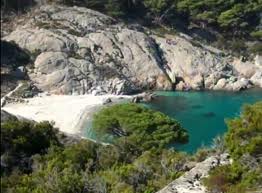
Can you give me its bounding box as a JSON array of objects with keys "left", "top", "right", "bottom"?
[{"left": 143, "top": 89, "right": 262, "bottom": 153}]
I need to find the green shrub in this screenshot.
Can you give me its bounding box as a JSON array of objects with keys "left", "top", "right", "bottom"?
[
  {"left": 1, "top": 120, "right": 60, "bottom": 176},
  {"left": 225, "top": 102, "right": 262, "bottom": 159},
  {"left": 249, "top": 43, "right": 262, "bottom": 55},
  {"left": 204, "top": 101, "right": 262, "bottom": 193},
  {"left": 250, "top": 30, "right": 262, "bottom": 39},
  {"left": 92, "top": 103, "right": 188, "bottom": 151},
  {"left": 1, "top": 120, "right": 60, "bottom": 156}
]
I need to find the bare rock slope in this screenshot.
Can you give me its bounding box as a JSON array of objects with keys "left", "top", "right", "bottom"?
[
  {"left": 157, "top": 153, "right": 231, "bottom": 193},
  {"left": 3, "top": 5, "right": 261, "bottom": 94}
]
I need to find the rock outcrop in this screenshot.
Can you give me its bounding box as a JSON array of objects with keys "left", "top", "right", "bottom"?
[
  {"left": 1, "top": 110, "right": 18, "bottom": 122},
  {"left": 157, "top": 153, "right": 231, "bottom": 193},
  {"left": 1, "top": 109, "right": 32, "bottom": 123},
  {"left": 2, "top": 5, "right": 261, "bottom": 95},
  {"left": 3, "top": 5, "right": 171, "bottom": 95}
]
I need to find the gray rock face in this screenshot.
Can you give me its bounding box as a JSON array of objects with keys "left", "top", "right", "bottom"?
[
  {"left": 1, "top": 110, "right": 18, "bottom": 122},
  {"left": 4, "top": 5, "right": 171, "bottom": 94},
  {"left": 157, "top": 153, "right": 231, "bottom": 193},
  {"left": 250, "top": 71, "right": 262, "bottom": 87},
  {"left": 1, "top": 110, "right": 32, "bottom": 123},
  {"left": 3, "top": 5, "right": 261, "bottom": 94}
]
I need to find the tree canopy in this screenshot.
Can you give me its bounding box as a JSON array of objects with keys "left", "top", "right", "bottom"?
[
  {"left": 92, "top": 103, "right": 188, "bottom": 151},
  {"left": 4, "top": 0, "right": 260, "bottom": 39}
]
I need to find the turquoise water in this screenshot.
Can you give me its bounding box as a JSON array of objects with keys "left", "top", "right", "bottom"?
[{"left": 143, "top": 89, "right": 262, "bottom": 153}]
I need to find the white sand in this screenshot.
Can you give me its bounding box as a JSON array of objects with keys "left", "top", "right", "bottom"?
[{"left": 2, "top": 94, "right": 132, "bottom": 135}]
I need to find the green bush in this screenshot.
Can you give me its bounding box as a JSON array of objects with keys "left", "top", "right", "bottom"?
[
  {"left": 1, "top": 0, "right": 35, "bottom": 11},
  {"left": 92, "top": 103, "right": 188, "bottom": 151},
  {"left": 225, "top": 102, "right": 262, "bottom": 159},
  {"left": 204, "top": 101, "right": 262, "bottom": 193},
  {"left": 1, "top": 120, "right": 60, "bottom": 176},
  {"left": 1, "top": 120, "right": 60, "bottom": 156},
  {"left": 249, "top": 43, "right": 262, "bottom": 55},
  {"left": 250, "top": 30, "right": 262, "bottom": 39}
]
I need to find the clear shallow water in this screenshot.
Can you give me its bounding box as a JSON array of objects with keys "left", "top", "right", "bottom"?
[{"left": 143, "top": 89, "right": 262, "bottom": 153}]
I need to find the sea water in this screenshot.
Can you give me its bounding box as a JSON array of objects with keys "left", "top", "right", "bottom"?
[{"left": 144, "top": 89, "right": 262, "bottom": 153}]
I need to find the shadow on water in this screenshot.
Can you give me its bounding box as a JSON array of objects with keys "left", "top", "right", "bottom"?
[
  {"left": 191, "top": 104, "right": 204, "bottom": 109},
  {"left": 151, "top": 95, "right": 190, "bottom": 114},
  {"left": 202, "top": 112, "right": 216, "bottom": 118}
]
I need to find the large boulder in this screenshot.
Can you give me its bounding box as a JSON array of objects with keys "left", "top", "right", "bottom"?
[
  {"left": 3, "top": 5, "right": 261, "bottom": 94},
  {"left": 4, "top": 5, "right": 171, "bottom": 95},
  {"left": 231, "top": 58, "right": 260, "bottom": 78},
  {"left": 154, "top": 36, "right": 232, "bottom": 89},
  {"left": 250, "top": 71, "right": 262, "bottom": 87},
  {"left": 213, "top": 78, "right": 227, "bottom": 90}
]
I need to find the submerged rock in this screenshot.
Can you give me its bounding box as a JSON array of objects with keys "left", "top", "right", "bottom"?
[
  {"left": 202, "top": 112, "right": 216, "bottom": 118},
  {"left": 191, "top": 105, "right": 203, "bottom": 109}
]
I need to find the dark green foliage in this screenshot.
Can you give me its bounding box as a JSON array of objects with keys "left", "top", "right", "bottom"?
[
  {"left": 249, "top": 43, "right": 262, "bottom": 55},
  {"left": 44, "top": 0, "right": 261, "bottom": 39},
  {"left": 2, "top": 102, "right": 261, "bottom": 192},
  {"left": 250, "top": 30, "right": 262, "bottom": 39},
  {"left": 1, "top": 40, "right": 31, "bottom": 70},
  {"left": 176, "top": 0, "right": 260, "bottom": 35},
  {"left": 204, "top": 102, "right": 262, "bottom": 193},
  {"left": 1, "top": 139, "right": 189, "bottom": 193},
  {"left": 1, "top": 121, "right": 60, "bottom": 156},
  {"left": 1, "top": 120, "right": 60, "bottom": 176},
  {"left": 92, "top": 103, "right": 188, "bottom": 151},
  {"left": 1, "top": 0, "right": 35, "bottom": 12},
  {"left": 105, "top": 0, "right": 125, "bottom": 17},
  {"left": 0, "top": 105, "right": 189, "bottom": 193},
  {"left": 225, "top": 102, "right": 262, "bottom": 159}
]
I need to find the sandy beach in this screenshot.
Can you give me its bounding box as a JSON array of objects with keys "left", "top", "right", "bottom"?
[{"left": 2, "top": 94, "right": 132, "bottom": 135}]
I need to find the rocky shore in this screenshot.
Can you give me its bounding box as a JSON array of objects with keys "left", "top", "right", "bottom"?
[{"left": 1, "top": 5, "right": 261, "bottom": 98}]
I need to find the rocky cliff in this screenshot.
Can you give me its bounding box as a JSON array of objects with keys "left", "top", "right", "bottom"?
[{"left": 2, "top": 5, "right": 262, "bottom": 95}]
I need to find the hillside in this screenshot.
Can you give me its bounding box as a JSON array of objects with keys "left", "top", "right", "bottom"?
[
  {"left": 1, "top": 4, "right": 261, "bottom": 98},
  {"left": 0, "top": 2, "right": 261, "bottom": 193}
]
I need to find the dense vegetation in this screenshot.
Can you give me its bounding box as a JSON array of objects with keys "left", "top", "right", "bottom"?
[
  {"left": 204, "top": 102, "right": 262, "bottom": 193},
  {"left": 2, "top": 0, "right": 261, "bottom": 40},
  {"left": 1, "top": 121, "right": 60, "bottom": 176},
  {"left": 92, "top": 103, "right": 188, "bottom": 151},
  {"left": 1, "top": 102, "right": 261, "bottom": 192},
  {"left": 1, "top": 104, "right": 190, "bottom": 193}
]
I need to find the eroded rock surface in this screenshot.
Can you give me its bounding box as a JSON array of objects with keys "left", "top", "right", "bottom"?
[
  {"left": 3, "top": 5, "right": 261, "bottom": 94},
  {"left": 157, "top": 153, "right": 231, "bottom": 193}
]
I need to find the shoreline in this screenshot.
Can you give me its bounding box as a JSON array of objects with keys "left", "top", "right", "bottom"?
[
  {"left": 1, "top": 88, "right": 261, "bottom": 138},
  {"left": 2, "top": 94, "right": 132, "bottom": 136}
]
